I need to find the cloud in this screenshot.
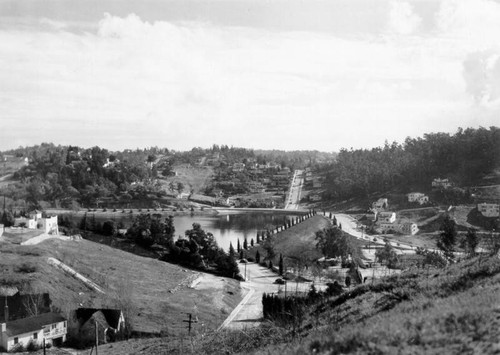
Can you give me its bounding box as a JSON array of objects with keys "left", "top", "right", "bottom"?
[
  {"left": 0, "top": 10, "right": 497, "bottom": 152},
  {"left": 387, "top": 1, "right": 421, "bottom": 35},
  {"left": 463, "top": 51, "right": 500, "bottom": 104},
  {"left": 436, "top": 0, "right": 500, "bottom": 47}
]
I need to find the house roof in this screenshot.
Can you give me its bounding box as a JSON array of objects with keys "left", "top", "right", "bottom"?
[
  {"left": 378, "top": 211, "right": 395, "bottom": 217},
  {"left": 5, "top": 312, "right": 66, "bottom": 337},
  {"left": 76, "top": 308, "right": 123, "bottom": 329}
]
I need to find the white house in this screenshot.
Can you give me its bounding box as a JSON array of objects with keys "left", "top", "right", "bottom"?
[
  {"left": 407, "top": 192, "right": 429, "bottom": 205},
  {"left": 13, "top": 211, "right": 59, "bottom": 234},
  {"left": 432, "top": 178, "right": 452, "bottom": 189},
  {"left": 309, "top": 194, "right": 322, "bottom": 202},
  {"left": 232, "top": 163, "right": 245, "bottom": 172},
  {"left": 13, "top": 217, "right": 37, "bottom": 229},
  {"left": 400, "top": 222, "right": 419, "bottom": 235},
  {"left": 377, "top": 212, "right": 396, "bottom": 224},
  {"left": 372, "top": 198, "right": 388, "bottom": 211},
  {"left": 0, "top": 313, "right": 67, "bottom": 351},
  {"left": 477, "top": 203, "right": 500, "bottom": 217}
]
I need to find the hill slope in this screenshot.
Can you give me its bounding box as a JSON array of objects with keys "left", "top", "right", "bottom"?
[{"left": 0, "top": 238, "right": 241, "bottom": 335}]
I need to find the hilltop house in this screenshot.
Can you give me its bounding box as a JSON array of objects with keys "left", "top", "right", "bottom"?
[
  {"left": 13, "top": 211, "right": 59, "bottom": 234},
  {"left": 407, "top": 192, "right": 429, "bottom": 205},
  {"left": 0, "top": 313, "right": 67, "bottom": 351},
  {"left": 372, "top": 198, "right": 388, "bottom": 211},
  {"left": 477, "top": 203, "right": 500, "bottom": 217}
]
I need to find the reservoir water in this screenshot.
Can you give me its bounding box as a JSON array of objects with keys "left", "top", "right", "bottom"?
[{"left": 173, "top": 213, "right": 299, "bottom": 251}]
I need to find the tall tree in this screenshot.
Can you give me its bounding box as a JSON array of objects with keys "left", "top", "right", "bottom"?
[
  {"left": 315, "top": 226, "right": 350, "bottom": 265},
  {"left": 437, "top": 215, "right": 457, "bottom": 260},
  {"left": 279, "top": 254, "right": 284, "bottom": 276}
]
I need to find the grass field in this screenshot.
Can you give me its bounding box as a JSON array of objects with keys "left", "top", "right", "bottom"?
[
  {"left": 246, "top": 215, "right": 331, "bottom": 267},
  {"left": 0, "top": 237, "right": 242, "bottom": 336},
  {"left": 159, "top": 165, "right": 214, "bottom": 194}
]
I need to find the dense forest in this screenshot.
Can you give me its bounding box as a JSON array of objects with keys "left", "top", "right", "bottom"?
[{"left": 322, "top": 127, "right": 500, "bottom": 201}]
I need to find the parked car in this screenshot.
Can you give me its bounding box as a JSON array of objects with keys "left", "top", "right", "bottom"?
[{"left": 274, "top": 278, "right": 286, "bottom": 285}]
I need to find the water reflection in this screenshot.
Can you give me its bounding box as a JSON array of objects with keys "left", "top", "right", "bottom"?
[{"left": 174, "top": 213, "right": 300, "bottom": 251}]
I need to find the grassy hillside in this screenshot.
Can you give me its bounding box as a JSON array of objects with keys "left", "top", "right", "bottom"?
[
  {"left": 68, "top": 254, "right": 500, "bottom": 355},
  {"left": 0, "top": 238, "right": 241, "bottom": 335},
  {"left": 246, "top": 215, "right": 331, "bottom": 266}
]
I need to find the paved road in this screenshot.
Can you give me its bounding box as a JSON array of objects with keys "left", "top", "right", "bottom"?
[
  {"left": 221, "top": 263, "right": 280, "bottom": 330},
  {"left": 285, "top": 170, "right": 304, "bottom": 210},
  {"left": 334, "top": 214, "right": 422, "bottom": 255}
]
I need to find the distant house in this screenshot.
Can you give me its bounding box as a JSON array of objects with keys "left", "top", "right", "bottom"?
[
  {"left": 309, "top": 194, "right": 322, "bottom": 202},
  {"left": 75, "top": 308, "right": 125, "bottom": 344},
  {"left": 372, "top": 198, "right": 388, "bottom": 211},
  {"left": 0, "top": 313, "right": 67, "bottom": 352},
  {"left": 407, "top": 192, "right": 429, "bottom": 205},
  {"left": 312, "top": 180, "right": 322, "bottom": 188},
  {"left": 13, "top": 211, "right": 59, "bottom": 234},
  {"left": 477, "top": 203, "right": 500, "bottom": 217},
  {"left": 400, "top": 222, "right": 419, "bottom": 235},
  {"left": 432, "top": 178, "right": 452, "bottom": 189},
  {"left": 376, "top": 212, "right": 396, "bottom": 224},
  {"left": 379, "top": 222, "right": 397, "bottom": 233},
  {"left": 232, "top": 163, "right": 245, "bottom": 172},
  {"left": 177, "top": 192, "right": 190, "bottom": 200}
]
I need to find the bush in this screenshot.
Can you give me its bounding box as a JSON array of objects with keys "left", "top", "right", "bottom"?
[
  {"left": 26, "top": 339, "right": 39, "bottom": 351},
  {"left": 247, "top": 257, "right": 255, "bottom": 262},
  {"left": 16, "top": 263, "right": 37, "bottom": 273}
]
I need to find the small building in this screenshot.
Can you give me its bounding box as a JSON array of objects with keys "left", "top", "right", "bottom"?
[
  {"left": 13, "top": 217, "right": 37, "bottom": 229},
  {"left": 372, "top": 198, "right": 388, "bottom": 210},
  {"left": 477, "top": 203, "right": 500, "bottom": 217},
  {"left": 432, "top": 178, "right": 452, "bottom": 189},
  {"left": 400, "top": 222, "right": 419, "bottom": 235},
  {"left": 407, "top": 192, "right": 429, "bottom": 205},
  {"left": 13, "top": 211, "right": 59, "bottom": 234},
  {"left": 379, "top": 222, "right": 397, "bottom": 233},
  {"left": 312, "top": 180, "right": 322, "bottom": 188},
  {"left": 232, "top": 163, "right": 245, "bottom": 172},
  {"left": 0, "top": 313, "right": 67, "bottom": 352},
  {"left": 309, "top": 194, "right": 322, "bottom": 202},
  {"left": 377, "top": 212, "right": 396, "bottom": 224}
]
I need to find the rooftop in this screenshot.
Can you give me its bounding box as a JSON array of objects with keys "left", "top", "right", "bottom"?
[{"left": 3, "top": 312, "right": 66, "bottom": 337}]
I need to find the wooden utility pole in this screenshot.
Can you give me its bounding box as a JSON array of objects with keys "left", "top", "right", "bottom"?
[
  {"left": 95, "top": 320, "right": 98, "bottom": 355},
  {"left": 183, "top": 313, "right": 197, "bottom": 335}
]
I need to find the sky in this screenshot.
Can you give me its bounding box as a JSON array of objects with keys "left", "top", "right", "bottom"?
[{"left": 0, "top": 0, "right": 499, "bottom": 153}]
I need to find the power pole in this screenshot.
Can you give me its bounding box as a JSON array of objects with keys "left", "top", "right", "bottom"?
[
  {"left": 95, "top": 319, "right": 99, "bottom": 355},
  {"left": 183, "top": 313, "right": 197, "bottom": 335}
]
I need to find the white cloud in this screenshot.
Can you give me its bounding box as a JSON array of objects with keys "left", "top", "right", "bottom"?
[
  {"left": 387, "top": 2, "right": 421, "bottom": 35},
  {"left": 0, "top": 9, "right": 498, "bottom": 152}
]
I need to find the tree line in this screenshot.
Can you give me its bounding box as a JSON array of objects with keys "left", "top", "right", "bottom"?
[{"left": 322, "top": 127, "right": 499, "bottom": 201}]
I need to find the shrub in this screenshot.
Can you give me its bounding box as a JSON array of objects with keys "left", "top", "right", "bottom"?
[
  {"left": 16, "top": 263, "right": 37, "bottom": 273},
  {"left": 26, "top": 339, "right": 39, "bottom": 351}
]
